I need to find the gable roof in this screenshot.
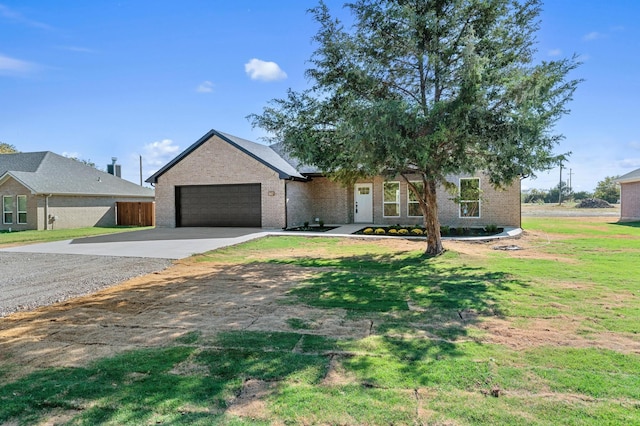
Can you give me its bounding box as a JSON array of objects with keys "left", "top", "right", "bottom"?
[
  {"left": 0, "top": 151, "right": 154, "bottom": 197},
  {"left": 145, "top": 129, "right": 307, "bottom": 184},
  {"left": 269, "top": 142, "right": 322, "bottom": 175},
  {"left": 617, "top": 168, "right": 640, "bottom": 184}
]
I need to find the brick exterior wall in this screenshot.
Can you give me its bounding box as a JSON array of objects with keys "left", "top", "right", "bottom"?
[
  {"left": 286, "top": 173, "right": 521, "bottom": 228},
  {"left": 1, "top": 178, "right": 37, "bottom": 231},
  {"left": 434, "top": 173, "right": 521, "bottom": 228},
  {"left": 1, "top": 176, "right": 152, "bottom": 230},
  {"left": 286, "top": 177, "right": 350, "bottom": 227},
  {"left": 154, "top": 134, "right": 286, "bottom": 228},
  {"left": 42, "top": 195, "right": 151, "bottom": 230},
  {"left": 620, "top": 181, "right": 640, "bottom": 221},
  {"left": 285, "top": 181, "right": 314, "bottom": 227}
]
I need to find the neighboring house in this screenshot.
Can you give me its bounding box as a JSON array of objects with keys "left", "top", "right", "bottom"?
[
  {"left": 617, "top": 168, "right": 640, "bottom": 221},
  {"left": 146, "top": 129, "right": 521, "bottom": 229},
  {"left": 1, "top": 152, "right": 155, "bottom": 230}
]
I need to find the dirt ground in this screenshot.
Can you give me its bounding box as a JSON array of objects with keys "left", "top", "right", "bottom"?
[
  {"left": 2, "top": 222, "right": 637, "bottom": 389},
  {"left": 0, "top": 257, "right": 374, "bottom": 379}
]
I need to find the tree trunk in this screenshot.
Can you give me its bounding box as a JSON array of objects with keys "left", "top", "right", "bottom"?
[{"left": 422, "top": 180, "right": 444, "bottom": 256}]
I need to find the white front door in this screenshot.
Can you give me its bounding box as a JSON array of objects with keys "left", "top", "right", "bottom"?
[{"left": 354, "top": 183, "right": 373, "bottom": 223}]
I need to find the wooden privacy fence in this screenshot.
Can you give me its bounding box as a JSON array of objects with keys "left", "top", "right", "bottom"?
[{"left": 116, "top": 202, "right": 155, "bottom": 227}]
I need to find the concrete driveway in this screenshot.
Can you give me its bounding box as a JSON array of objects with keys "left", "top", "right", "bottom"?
[
  {"left": 0, "top": 224, "right": 522, "bottom": 260},
  {"left": 0, "top": 227, "right": 268, "bottom": 260}
]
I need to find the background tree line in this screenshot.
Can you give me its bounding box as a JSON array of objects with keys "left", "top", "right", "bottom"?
[
  {"left": 522, "top": 175, "right": 620, "bottom": 204},
  {"left": 0, "top": 142, "right": 18, "bottom": 154}
]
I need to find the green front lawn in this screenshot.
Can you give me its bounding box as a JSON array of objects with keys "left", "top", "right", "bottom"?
[
  {"left": 1, "top": 218, "right": 639, "bottom": 425},
  {"left": 0, "top": 226, "right": 152, "bottom": 247}
]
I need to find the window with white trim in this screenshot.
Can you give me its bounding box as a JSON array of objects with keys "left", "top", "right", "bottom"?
[
  {"left": 17, "top": 195, "right": 27, "bottom": 224},
  {"left": 459, "top": 178, "right": 480, "bottom": 218},
  {"left": 383, "top": 181, "right": 400, "bottom": 217},
  {"left": 3, "top": 196, "right": 13, "bottom": 224},
  {"left": 407, "top": 181, "right": 424, "bottom": 217}
]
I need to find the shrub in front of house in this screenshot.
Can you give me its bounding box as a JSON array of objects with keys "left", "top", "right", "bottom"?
[
  {"left": 485, "top": 224, "right": 498, "bottom": 233},
  {"left": 455, "top": 227, "right": 469, "bottom": 236},
  {"left": 355, "top": 225, "right": 501, "bottom": 237}
]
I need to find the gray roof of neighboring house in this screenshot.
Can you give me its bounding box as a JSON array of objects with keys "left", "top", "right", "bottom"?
[
  {"left": 617, "top": 168, "right": 640, "bottom": 184},
  {"left": 0, "top": 151, "right": 155, "bottom": 197},
  {"left": 145, "top": 129, "right": 307, "bottom": 184}
]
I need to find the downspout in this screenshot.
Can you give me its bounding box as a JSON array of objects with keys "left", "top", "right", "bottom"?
[
  {"left": 518, "top": 176, "right": 523, "bottom": 229},
  {"left": 518, "top": 195, "right": 522, "bottom": 229},
  {"left": 44, "top": 194, "right": 51, "bottom": 230},
  {"left": 284, "top": 180, "right": 288, "bottom": 230}
]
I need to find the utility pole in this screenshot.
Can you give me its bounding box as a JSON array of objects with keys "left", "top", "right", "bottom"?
[
  {"left": 568, "top": 168, "right": 574, "bottom": 200},
  {"left": 558, "top": 164, "right": 563, "bottom": 205},
  {"left": 139, "top": 155, "right": 143, "bottom": 186}
]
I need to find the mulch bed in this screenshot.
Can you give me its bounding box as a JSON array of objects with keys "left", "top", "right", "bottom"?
[
  {"left": 284, "top": 226, "right": 338, "bottom": 233},
  {"left": 353, "top": 226, "right": 503, "bottom": 237}
]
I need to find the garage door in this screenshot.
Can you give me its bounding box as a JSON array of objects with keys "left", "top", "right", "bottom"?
[{"left": 176, "top": 184, "right": 261, "bottom": 227}]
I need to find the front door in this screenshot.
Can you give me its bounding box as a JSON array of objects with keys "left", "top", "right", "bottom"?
[{"left": 354, "top": 183, "right": 373, "bottom": 223}]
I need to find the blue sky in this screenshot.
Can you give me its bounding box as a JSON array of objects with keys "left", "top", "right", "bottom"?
[{"left": 1, "top": 1, "right": 639, "bottom": 192}]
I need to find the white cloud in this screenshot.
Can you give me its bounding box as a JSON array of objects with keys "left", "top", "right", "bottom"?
[
  {"left": 244, "top": 58, "right": 287, "bottom": 82},
  {"left": 62, "top": 151, "right": 81, "bottom": 159},
  {"left": 576, "top": 54, "right": 591, "bottom": 62},
  {"left": 142, "top": 139, "right": 181, "bottom": 170},
  {"left": 196, "top": 80, "right": 214, "bottom": 93},
  {"left": 56, "top": 45, "right": 95, "bottom": 53},
  {"left": 118, "top": 140, "right": 181, "bottom": 184},
  {"left": 616, "top": 158, "right": 640, "bottom": 169},
  {"left": 0, "top": 4, "right": 51, "bottom": 29},
  {"left": 0, "top": 53, "right": 36, "bottom": 75},
  {"left": 548, "top": 48, "right": 562, "bottom": 57},
  {"left": 583, "top": 31, "right": 603, "bottom": 41}
]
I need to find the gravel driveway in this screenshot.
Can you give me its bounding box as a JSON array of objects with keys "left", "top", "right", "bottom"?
[
  {"left": 0, "top": 228, "right": 270, "bottom": 318},
  {"left": 0, "top": 252, "right": 171, "bottom": 317}
]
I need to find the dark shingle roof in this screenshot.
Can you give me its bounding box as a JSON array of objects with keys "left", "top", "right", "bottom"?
[
  {"left": 0, "top": 152, "right": 154, "bottom": 197},
  {"left": 269, "top": 142, "right": 321, "bottom": 175},
  {"left": 145, "top": 129, "right": 307, "bottom": 184},
  {"left": 617, "top": 168, "right": 640, "bottom": 183},
  {"left": 0, "top": 151, "right": 47, "bottom": 174}
]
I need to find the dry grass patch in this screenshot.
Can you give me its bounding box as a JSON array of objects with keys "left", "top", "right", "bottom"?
[{"left": 226, "top": 379, "right": 277, "bottom": 420}]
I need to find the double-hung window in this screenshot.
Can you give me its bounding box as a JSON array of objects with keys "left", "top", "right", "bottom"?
[
  {"left": 407, "top": 181, "right": 424, "bottom": 217},
  {"left": 459, "top": 178, "right": 480, "bottom": 218},
  {"left": 3, "top": 196, "right": 13, "bottom": 224},
  {"left": 17, "top": 195, "right": 27, "bottom": 224},
  {"left": 383, "top": 181, "right": 400, "bottom": 217}
]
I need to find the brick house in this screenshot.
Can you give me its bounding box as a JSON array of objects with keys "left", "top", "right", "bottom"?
[
  {"left": 617, "top": 168, "right": 640, "bottom": 221},
  {"left": 146, "top": 129, "right": 521, "bottom": 229},
  {"left": 0, "top": 152, "right": 155, "bottom": 230}
]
